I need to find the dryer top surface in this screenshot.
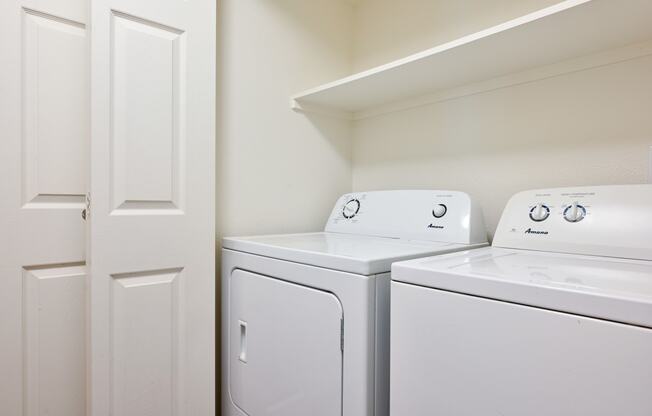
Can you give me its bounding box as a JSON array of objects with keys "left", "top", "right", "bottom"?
[{"left": 223, "top": 232, "right": 484, "bottom": 275}]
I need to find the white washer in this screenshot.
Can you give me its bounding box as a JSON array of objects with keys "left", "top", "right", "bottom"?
[
  {"left": 390, "top": 185, "right": 652, "bottom": 416},
  {"left": 221, "top": 190, "right": 487, "bottom": 416}
]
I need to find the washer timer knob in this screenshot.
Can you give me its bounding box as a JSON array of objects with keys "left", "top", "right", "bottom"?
[
  {"left": 432, "top": 204, "right": 447, "bottom": 218},
  {"left": 563, "top": 202, "right": 586, "bottom": 223},
  {"left": 529, "top": 203, "right": 550, "bottom": 222},
  {"left": 342, "top": 198, "right": 360, "bottom": 219}
]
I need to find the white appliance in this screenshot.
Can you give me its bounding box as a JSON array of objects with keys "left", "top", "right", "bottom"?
[
  {"left": 390, "top": 185, "right": 652, "bottom": 416},
  {"left": 221, "top": 190, "right": 487, "bottom": 416}
]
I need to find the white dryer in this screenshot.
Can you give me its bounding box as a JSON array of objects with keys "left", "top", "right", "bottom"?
[
  {"left": 390, "top": 185, "right": 652, "bottom": 416},
  {"left": 221, "top": 190, "right": 487, "bottom": 416}
]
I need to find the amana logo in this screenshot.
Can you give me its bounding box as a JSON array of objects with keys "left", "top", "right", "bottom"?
[
  {"left": 524, "top": 228, "right": 548, "bottom": 235},
  {"left": 427, "top": 224, "right": 444, "bottom": 229}
]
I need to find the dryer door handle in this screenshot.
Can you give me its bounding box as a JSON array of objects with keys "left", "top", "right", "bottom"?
[{"left": 238, "top": 320, "right": 247, "bottom": 363}]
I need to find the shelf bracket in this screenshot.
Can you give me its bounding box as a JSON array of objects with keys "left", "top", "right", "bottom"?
[{"left": 290, "top": 98, "right": 354, "bottom": 121}]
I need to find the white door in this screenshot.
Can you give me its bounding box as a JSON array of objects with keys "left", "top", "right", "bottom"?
[
  {"left": 229, "top": 270, "right": 343, "bottom": 416},
  {"left": 0, "top": 0, "right": 89, "bottom": 414},
  {"left": 88, "top": 0, "right": 215, "bottom": 415}
]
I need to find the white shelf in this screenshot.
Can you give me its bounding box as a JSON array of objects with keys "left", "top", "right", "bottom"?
[{"left": 291, "top": 0, "right": 652, "bottom": 119}]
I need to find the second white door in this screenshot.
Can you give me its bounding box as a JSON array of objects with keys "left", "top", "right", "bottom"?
[{"left": 88, "top": 0, "right": 216, "bottom": 415}]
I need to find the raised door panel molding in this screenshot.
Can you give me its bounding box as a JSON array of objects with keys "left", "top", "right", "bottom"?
[
  {"left": 23, "top": 264, "right": 86, "bottom": 416},
  {"left": 22, "top": 9, "right": 87, "bottom": 208},
  {"left": 110, "top": 268, "right": 185, "bottom": 416},
  {"left": 110, "top": 12, "right": 186, "bottom": 214}
]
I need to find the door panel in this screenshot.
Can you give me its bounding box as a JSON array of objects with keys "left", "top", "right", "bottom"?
[
  {"left": 230, "top": 270, "right": 343, "bottom": 416},
  {"left": 89, "top": 0, "right": 215, "bottom": 415},
  {"left": 22, "top": 9, "right": 87, "bottom": 205},
  {"left": 110, "top": 11, "right": 185, "bottom": 211},
  {"left": 0, "top": 0, "right": 88, "bottom": 414},
  {"left": 23, "top": 265, "right": 87, "bottom": 416},
  {"left": 110, "top": 269, "right": 184, "bottom": 416}
]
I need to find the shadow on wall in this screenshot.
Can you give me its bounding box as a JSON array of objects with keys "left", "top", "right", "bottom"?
[
  {"left": 215, "top": 0, "right": 223, "bottom": 412},
  {"left": 214, "top": 2, "right": 356, "bottom": 415}
]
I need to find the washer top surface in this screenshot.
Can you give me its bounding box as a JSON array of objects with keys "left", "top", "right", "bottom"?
[
  {"left": 223, "top": 232, "right": 483, "bottom": 275},
  {"left": 391, "top": 185, "right": 652, "bottom": 327},
  {"left": 393, "top": 246, "right": 652, "bottom": 328}
]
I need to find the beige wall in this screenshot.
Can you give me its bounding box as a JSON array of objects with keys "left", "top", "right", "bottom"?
[
  {"left": 351, "top": 0, "right": 561, "bottom": 72},
  {"left": 352, "top": 56, "right": 652, "bottom": 235},
  {"left": 216, "top": 0, "right": 652, "bottom": 410},
  {"left": 216, "top": 1, "right": 354, "bottom": 412},
  {"left": 217, "top": 0, "right": 354, "bottom": 240},
  {"left": 216, "top": 0, "right": 652, "bottom": 241},
  {"left": 350, "top": 0, "right": 652, "bottom": 237}
]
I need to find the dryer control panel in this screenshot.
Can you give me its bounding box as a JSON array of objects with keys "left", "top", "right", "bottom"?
[
  {"left": 493, "top": 184, "right": 652, "bottom": 260},
  {"left": 325, "top": 190, "right": 487, "bottom": 244}
]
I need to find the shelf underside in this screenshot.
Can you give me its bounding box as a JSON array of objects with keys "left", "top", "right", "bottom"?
[{"left": 292, "top": 0, "right": 652, "bottom": 118}]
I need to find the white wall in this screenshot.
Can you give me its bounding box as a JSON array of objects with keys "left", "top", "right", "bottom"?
[
  {"left": 217, "top": 0, "right": 354, "bottom": 239},
  {"left": 350, "top": 0, "right": 652, "bottom": 236}
]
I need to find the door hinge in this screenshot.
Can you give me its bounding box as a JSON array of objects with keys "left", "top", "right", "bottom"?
[{"left": 340, "top": 317, "right": 344, "bottom": 352}]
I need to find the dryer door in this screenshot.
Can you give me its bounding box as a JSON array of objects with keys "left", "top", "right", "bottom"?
[{"left": 229, "top": 269, "right": 343, "bottom": 416}]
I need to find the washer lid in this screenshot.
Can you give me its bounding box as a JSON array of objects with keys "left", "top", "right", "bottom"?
[
  {"left": 223, "top": 232, "right": 483, "bottom": 275},
  {"left": 392, "top": 247, "right": 652, "bottom": 328}
]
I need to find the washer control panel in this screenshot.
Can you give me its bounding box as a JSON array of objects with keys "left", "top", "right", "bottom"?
[
  {"left": 493, "top": 185, "right": 652, "bottom": 260},
  {"left": 325, "top": 190, "right": 487, "bottom": 244}
]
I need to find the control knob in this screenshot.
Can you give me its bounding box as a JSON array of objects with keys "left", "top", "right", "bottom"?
[
  {"left": 563, "top": 202, "right": 586, "bottom": 223},
  {"left": 342, "top": 199, "right": 360, "bottom": 219},
  {"left": 432, "top": 204, "right": 447, "bottom": 218},
  {"left": 529, "top": 203, "right": 550, "bottom": 222}
]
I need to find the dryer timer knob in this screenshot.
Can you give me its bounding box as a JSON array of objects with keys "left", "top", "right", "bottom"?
[
  {"left": 342, "top": 199, "right": 360, "bottom": 219},
  {"left": 432, "top": 204, "right": 447, "bottom": 218}
]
